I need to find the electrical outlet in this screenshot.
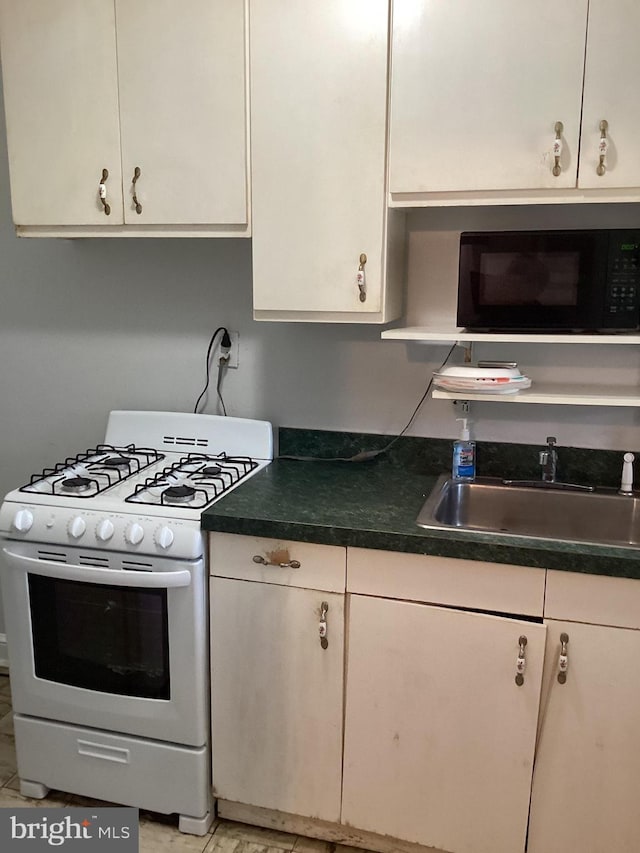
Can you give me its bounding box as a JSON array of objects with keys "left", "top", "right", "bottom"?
[{"left": 220, "top": 331, "right": 239, "bottom": 369}]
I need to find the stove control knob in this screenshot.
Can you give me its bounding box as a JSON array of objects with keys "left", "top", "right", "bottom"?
[
  {"left": 67, "top": 516, "right": 86, "bottom": 539},
  {"left": 13, "top": 509, "right": 34, "bottom": 533},
  {"left": 125, "top": 522, "right": 145, "bottom": 546},
  {"left": 154, "top": 525, "right": 174, "bottom": 550},
  {"left": 96, "top": 518, "right": 115, "bottom": 542}
]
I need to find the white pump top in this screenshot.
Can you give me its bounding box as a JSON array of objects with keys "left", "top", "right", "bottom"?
[{"left": 456, "top": 418, "right": 471, "bottom": 441}]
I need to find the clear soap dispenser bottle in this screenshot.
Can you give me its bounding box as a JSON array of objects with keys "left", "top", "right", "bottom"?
[{"left": 452, "top": 418, "right": 476, "bottom": 481}]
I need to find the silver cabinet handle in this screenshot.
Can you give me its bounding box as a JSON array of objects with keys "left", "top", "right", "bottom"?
[
  {"left": 515, "top": 635, "right": 527, "bottom": 686},
  {"left": 319, "top": 601, "right": 328, "bottom": 649},
  {"left": 132, "top": 166, "right": 142, "bottom": 214},
  {"left": 356, "top": 253, "right": 367, "bottom": 303},
  {"left": 98, "top": 168, "right": 111, "bottom": 215},
  {"left": 596, "top": 120, "right": 609, "bottom": 176},
  {"left": 552, "top": 121, "right": 563, "bottom": 176},
  {"left": 557, "top": 632, "right": 569, "bottom": 684},
  {"left": 252, "top": 554, "right": 301, "bottom": 569}
]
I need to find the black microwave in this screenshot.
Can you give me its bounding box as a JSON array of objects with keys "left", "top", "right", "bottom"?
[{"left": 457, "top": 229, "right": 640, "bottom": 332}]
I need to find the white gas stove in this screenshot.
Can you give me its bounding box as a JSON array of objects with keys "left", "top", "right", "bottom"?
[
  {"left": 0, "top": 410, "right": 273, "bottom": 561},
  {"left": 0, "top": 411, "right": 273, "bottom": 835}
]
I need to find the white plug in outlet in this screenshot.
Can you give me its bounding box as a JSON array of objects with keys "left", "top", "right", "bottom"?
[{"left": 220, "top": 331, "right": 239, "bottom": 369}]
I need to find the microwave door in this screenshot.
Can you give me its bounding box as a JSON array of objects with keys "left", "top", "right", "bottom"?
[{"left": 457, "top": 231, "right": 609, "bottom": 331}]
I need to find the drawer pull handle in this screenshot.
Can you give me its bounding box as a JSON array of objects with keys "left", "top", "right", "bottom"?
[
  {"left": 552, "top": 121, "right": 563, "bottom": 176},
  {"left": 252, "top": 555, "right": 301, "bottom": 569},
  {"left": 132, "top": 166, "right": 143, "bottom": 214},
  {"left": 596, "top": 119, "right": 608, "bottom": 176},
  {"left": 77, "top": 739, "right": 130, "bottom": 764},
  {"left": 515, "top": 635, "right": 527, "bottom": 686},
  {"left": 319, "top": 601, "right": 329, "bottom": 649},
  {"left": 98, "top": 168, "right": 111, "bottom": 215},
  {"left": 557, "top": 632, "right": 569, "bottom": 684},
  {"left": 356, "top": 253, "right": 367, "bottom": 303}
]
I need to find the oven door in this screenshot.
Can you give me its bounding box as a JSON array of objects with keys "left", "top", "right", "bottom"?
[{"left": 0, "top": 542, "right": 208, "bottom": 747}]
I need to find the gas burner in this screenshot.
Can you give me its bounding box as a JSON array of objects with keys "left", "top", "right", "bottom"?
[
  {"left": 61, "top": 476, "right": 93, "bottom": 494},
  {"left": 201, "top": 466, "right": 222, "bottom": 477},
  {"left": 99, "top": 457, "right": 133, "bottom": 470},
  {"left": 162, "top": 485, "right": 197, "bottom": 504}
]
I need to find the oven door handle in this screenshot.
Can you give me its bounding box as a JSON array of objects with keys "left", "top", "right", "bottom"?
[{"left": 2, "top": 548, "right": 193, "bottom": 589}]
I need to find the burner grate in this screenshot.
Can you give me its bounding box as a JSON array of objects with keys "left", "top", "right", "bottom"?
[
  {"left": 125, "top": 452, "right": 258, "bottom": 509},
  {"left": 20, "top": 444, "right": 165, "bottom": 498}
]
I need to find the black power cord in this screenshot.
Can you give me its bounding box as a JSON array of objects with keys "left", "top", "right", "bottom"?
[
  {"left": 279, "top": 342, "right": 458, "bottom": 463},
  {"left": 194, "top": 327, "right": 232, "bottom": 415}
]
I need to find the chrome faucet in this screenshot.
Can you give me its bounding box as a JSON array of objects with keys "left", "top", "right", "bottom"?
[
  {"left": 504, "top": 436, "right": 593, "bottom": 492},
  {"left": 539, "top": 436, "right": 558, "bottom": 483}
]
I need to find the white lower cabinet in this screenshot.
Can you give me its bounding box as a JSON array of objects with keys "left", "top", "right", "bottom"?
[
  {"left": 209, "top": 534, "right": 346, "bottom": 821},
  {"left": 209, "top": 537, "right": 640, "bottom": 853},
  {"left": 342, "top": 595, "right": 546, "bottom": 853},
  {"left": 527, "top": 571, "right": 640, "bottom": 853}
]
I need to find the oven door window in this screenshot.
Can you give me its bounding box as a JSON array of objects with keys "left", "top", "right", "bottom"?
[{"left": 28, "top": 574, "right": 170, "bottom": 700}]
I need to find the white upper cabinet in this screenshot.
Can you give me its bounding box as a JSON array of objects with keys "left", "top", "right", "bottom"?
[
  {"left": 0, "top": 0, "right": 248, "bottom": 234},
  {"left": 578, "top": 0, "right": 640, "bottom": 190},
  {"left": 250, "top": 0, "right": 403, "bottom": 322},
  {"left": 0, "top": 0, "right": 123, "bottom": 226},
  {"left": 116, "top": 0, "right": 247, "bottom": 226},
  {"left": 389, "top": 0, "right": 588, "bottom": 195}
]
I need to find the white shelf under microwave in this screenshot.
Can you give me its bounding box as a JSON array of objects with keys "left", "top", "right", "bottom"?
[
  {"left": 432, "top": 383, "right": 640, "bottom": 407},
  {"left": 381, "top": 327, "right": 640, "bottom": 345}
]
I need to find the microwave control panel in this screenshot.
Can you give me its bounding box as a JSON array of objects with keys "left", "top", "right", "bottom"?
[{"left": 605, "top": 234, "right": 640, "bottom": 325}]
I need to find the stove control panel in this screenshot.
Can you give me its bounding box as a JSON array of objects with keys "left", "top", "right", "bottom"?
[{"left": 0, "top": 503, "right": 203, "bottom": 561}]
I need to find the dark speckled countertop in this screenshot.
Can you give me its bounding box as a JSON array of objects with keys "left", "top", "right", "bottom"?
[{"left": 201, "top": 429, "right": 640, "bottom": 580}]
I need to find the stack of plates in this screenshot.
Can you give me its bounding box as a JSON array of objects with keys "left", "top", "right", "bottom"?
[{"left": 433, "top": 364, "right": 532, "bottom": 394}]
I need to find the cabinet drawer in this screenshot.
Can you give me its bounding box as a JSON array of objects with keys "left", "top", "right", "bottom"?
[
  {"left": 209, "top": 533, "right": 346, "bottom": 592},
  {"left": 545, "top": 569, "right": 640, "bottom": 629},
  {"left": 348, "top": 548, "right": 545, "bottom": 617}
]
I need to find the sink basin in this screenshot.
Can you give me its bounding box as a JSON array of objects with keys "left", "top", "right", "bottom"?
[{"left": 417, "top": 474, "right": 640, "bottom": 548}]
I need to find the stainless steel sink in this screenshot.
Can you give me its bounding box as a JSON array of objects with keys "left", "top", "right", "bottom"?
[{"left": 417, "top": 474, "right": 640, "bottom": 548}]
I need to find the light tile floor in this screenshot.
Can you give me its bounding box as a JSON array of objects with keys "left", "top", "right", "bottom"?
[{"left": 0, "top": 675, "right": 373, "bottom": 853}]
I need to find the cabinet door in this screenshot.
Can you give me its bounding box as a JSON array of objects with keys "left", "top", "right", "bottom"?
[
  {"left": 389, "top": 0, "right": 588, "bottom": 194},
  {"left": 210, "top": 577, "right": 344, "bottom": 821},
  {"left": 0, "top": 0, "right": 123, "bottom": 225},
  {"left": 528, "top": 620, "right": 640, "bottom": 853},
  {"left": 250, "top": 0, "right": 390, "bottom": 316},
  {"left": 342, "top": 595, "right": 546, "bottom": 853},
  {"left": 116, "top": 0, "right": 247, "bottom": 225},
  {"left": 578, "top": 0, "right": 640, "bottom": 189}
]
